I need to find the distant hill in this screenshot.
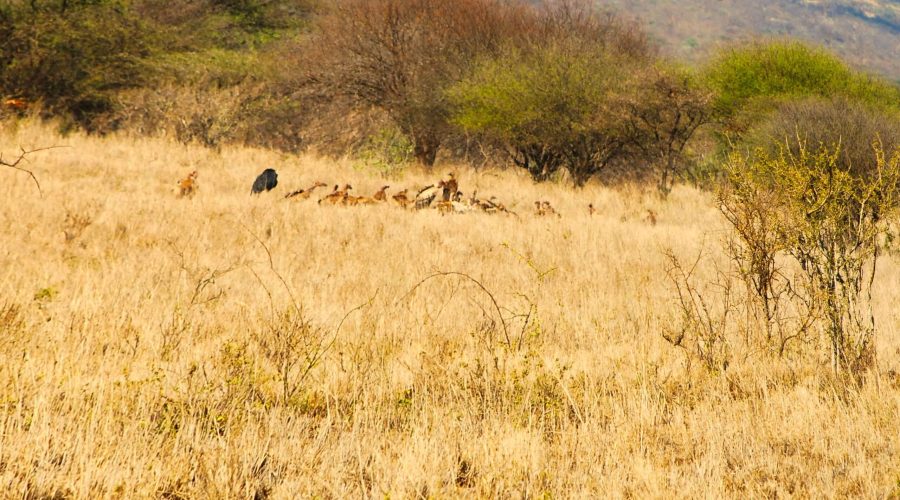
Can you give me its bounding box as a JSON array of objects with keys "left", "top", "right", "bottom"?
[{"left": 601, "top": 0, "right": 900, "bottom": 81}]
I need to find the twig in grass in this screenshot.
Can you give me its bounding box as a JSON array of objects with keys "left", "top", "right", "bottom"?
[
  {"left": 0, "top": 145, "right": 69, "bottom": 198},
  {"left": 399, "top": 271, "right": 512, "bottom": 348}
]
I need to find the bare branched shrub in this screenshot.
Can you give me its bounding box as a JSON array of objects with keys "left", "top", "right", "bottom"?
[
  {"left": 0, "top": 145, "right": 63, "bottom": 197},
  {"left": 718, "top": 168, "right": 819, "bottom": 357},
  {"left": 116, "top": 84, "right": 243, "bottom": 148},
  {"left": 749, "top": 97, "right": 900, "bottom": 176},
  {"left": 663, "top": 249, "right": 734, "bottom": 372},
  {"left": 159, "top": 242, "right": 239, "bottom": 360},
  {"left": 252, "top": 308, "right": 333, "bottom": 405},
  {"left": 117, "top": 81, "right": 306, "bottom": 151}
]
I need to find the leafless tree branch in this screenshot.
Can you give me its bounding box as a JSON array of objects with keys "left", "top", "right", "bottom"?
[{"left": 0, "top": 145, "right": 69, "bottom": 198}]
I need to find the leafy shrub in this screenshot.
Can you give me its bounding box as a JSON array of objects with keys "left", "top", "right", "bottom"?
[
  {"left": 704, "top": 40, "right": 900, "bottom": 133},
  {"left": 450, "top": 41, "right": 638, "bottom": 186},
  {"left": 0, "top": 1, "right": 153, "bottom": 131},
  {"left": 354, "top": 126, "right": 415, "bottom": 179},
  {"left": 720, "top": 134, "right": 900, "bottom": 382}
]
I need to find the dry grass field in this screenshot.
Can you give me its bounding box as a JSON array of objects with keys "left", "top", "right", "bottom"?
[{"left": 2, "top": 119, "right": 900, "bottom": 498}]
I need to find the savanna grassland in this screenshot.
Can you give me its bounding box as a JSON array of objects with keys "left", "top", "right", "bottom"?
[{"left": 3, "top": 120, "right": 900, "bottom": 498}]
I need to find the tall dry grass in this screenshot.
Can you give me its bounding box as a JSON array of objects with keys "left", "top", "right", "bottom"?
[{"left": 1, "top": 119, "right": 899, "bottom": 498}]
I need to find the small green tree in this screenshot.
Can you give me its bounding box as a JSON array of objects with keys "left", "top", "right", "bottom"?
[
  {"left": 449, "top": 42, "right": 632, "bottom": 186},
  {"left": 622, "top": 65, "right": 713, "bottom": 194},
  {"left": 0, "top": 1, "right": 153, "bottom": 131}
]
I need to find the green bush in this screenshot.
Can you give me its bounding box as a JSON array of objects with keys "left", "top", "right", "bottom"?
[
  {"left": 704, "top": 40, "right": 900, "bottom": 132},
  {"left": 449, "top": 42, "right": 634, "bottom": 186},
  {"left": 0, "top": 1, "right": 153, "bottom": 131},
  {"left": 354, "top": 126, "right": 415, "bottom": 179}
]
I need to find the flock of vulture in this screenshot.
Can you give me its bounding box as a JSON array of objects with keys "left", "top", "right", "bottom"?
[{"left": 178, "top": 168, "right": 568, "bottom": 217}]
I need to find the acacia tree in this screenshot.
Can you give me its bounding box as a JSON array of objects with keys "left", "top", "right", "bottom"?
[
  {"left": 298, "top": 0, "right": 538, "bottom": 166},
  {"left": 622, "top": 66, "right": 712, "bottom": 194},
  {"left": 449, "top": 40, "right": 636, "bottom": 186}
]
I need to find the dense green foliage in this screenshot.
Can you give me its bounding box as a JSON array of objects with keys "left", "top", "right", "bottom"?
[
  {"left": 0, "top": 0, "right": 312, "bottom": 137},
  {"left": 450, "top": 43, "right": 630, "bottom": 185},
  {"left": 704, "top": 41, "right": 900, "bottom": 123},
  {"left": 0, "top": 1, "right": 152, "bottom": 130}
]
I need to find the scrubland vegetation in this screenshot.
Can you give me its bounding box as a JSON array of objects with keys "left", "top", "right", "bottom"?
[{"left": 3, "top": 0, "right": 900, "bottom": 497}]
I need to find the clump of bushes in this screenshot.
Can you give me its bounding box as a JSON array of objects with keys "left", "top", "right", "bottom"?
[
  {"left": 449, "top": 45, "right": 711, "bottom": 189},
  {"left": 0, "top": 1, "right": 153, "bottom": 131},
  {"left": 703, "top": 40, "right": 900, "bottom": 137},
  {"left": 0, "top": 0, "right": 314, "bottom": 144},
  {"left": 295, "top": 0, "right": 546, "bottom": 166}
]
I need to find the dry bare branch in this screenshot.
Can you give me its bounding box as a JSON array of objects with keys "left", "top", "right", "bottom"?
[{"left": 0, "top": 145, "right": 69, "bottom": 198}]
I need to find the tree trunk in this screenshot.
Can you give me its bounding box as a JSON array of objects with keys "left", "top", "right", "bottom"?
[
  {"left": 657, "top": 153, "right": 677, "bottom": 196},
  {"left": 513, "top": 144, "right": 562, "bottom": 182},
  {"left": 569, "top": 159, "right": 594, "bottom": 188},
  {"left": 413, "top": 134, "right": 440, "bottom": 167}
]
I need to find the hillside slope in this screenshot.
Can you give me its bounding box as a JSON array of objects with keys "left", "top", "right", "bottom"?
[{"left": 604, "top": 0, "right": 900, "bottom": 80}]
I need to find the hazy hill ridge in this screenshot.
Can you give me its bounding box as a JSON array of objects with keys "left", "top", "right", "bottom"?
[{"left": 603, "top": 0, "right": 900, "bottom": 79}]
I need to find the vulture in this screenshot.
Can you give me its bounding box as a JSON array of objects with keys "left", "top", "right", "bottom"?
[
  {"left": 541, "top": 201, "right": 560, "bottom": 218},
  {"left": 178, "top": 171, "right": 198, "bottom": 198},
  {"left": 414, "top": 180, "right": 445, "bottom": 210},
  {"left": 285, "top": 181, "right": 327, "bottom": 200},
  {"left": 392, "top": 189, "right": 411, "bottom": 208},
  {"left": 373, "top": 185, "right": 390, "bottom": 202},
  {"left": 441, "top": 173, "right": 458, "bottom": 201},
  {"left": 251, "top": 168, "right": 278, "bottom": 194},
  {"left": 320, "top": 184, "right": 352, "bottom": 205}
]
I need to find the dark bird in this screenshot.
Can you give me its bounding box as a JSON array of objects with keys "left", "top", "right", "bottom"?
[{"left": 251, "top": 168, "right": 278, "bottom": 194}]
